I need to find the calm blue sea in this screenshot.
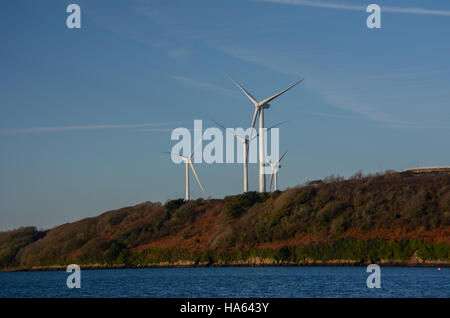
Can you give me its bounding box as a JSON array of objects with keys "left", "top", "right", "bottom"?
[{"left": 0, "top": 266, "right": 448, "bottom": 298}]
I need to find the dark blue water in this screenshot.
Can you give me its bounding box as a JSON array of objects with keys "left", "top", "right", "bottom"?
[{"left": 0, "top": 267, "right": 448, "bottom": 298}]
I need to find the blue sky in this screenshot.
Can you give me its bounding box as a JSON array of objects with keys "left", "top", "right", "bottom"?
[{"left": 1, "top": 0, "right": 450, "bottom": 230}]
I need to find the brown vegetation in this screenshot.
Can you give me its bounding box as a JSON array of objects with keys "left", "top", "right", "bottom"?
[{"left": 1, "top": 171, "right": 449, "bottom": 270}]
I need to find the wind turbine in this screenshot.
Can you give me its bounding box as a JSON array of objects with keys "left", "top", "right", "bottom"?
[
  {"left": 228, "top": 77, "right": 303, "bottom": 193},
  {"left": 268, "top": 150, "right": 288, "bottom": 192},
  {"left": 208, "top": 116, "right": 285, "bottom": 193},
  {"left": 163, "top": 143, "right": 205, "bottom": 201}
]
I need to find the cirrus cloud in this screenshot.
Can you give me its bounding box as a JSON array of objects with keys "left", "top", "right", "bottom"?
[{"left": 253, "top": 0, "right": 450, "bottom": 17}]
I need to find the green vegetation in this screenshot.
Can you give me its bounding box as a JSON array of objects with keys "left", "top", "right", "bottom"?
[
  {"left": 95, "top": 239, "right": 450, "bottom": 265},
  {"left": 226, "top": 192, "right": 269, "bottom": 218},
  {"left": 228, "top": 172, "right": 450, "bottom": 245},
  {"left": 0, "top": 227, "right": 46, "bottom": 268},
  {"left": 1, "top": 171, "right": 449, "bottom": 270},
  {"left": 165, "top": 199, "right": 186, "bottom": 214}
]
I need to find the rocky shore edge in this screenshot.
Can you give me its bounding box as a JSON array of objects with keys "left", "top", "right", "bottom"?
[{"left": 3, "top": 258, "right": 449, "bottom": 272}]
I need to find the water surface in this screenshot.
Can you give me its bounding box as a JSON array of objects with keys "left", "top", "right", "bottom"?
[{"left": 0, "top": 266, "right": 448, "bottom": 298}]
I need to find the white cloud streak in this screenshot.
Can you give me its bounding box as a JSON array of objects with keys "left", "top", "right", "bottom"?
[
  {"left": 0, "top": 122, "right": 183, "bottom": 136},
  {"left": 217, "top": 45, "right": 450, "bottom": 129},
  {"left": 253, "top": 0, "right": 450, "bottom": 16},
  {"left": 139, "top": 128, "right": 174, "bottom": 132},
  {"left": 169, "top": 74, "right": 237, "bottom": 97},
  {"left": 168, "top": 48, "right": 190, "bottom": 60},
  {"left": 300, "top": 111, "right": 365, "bottom": 120}
]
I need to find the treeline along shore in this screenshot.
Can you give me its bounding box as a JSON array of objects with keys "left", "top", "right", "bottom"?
[{"left": 1, "top": 171, "right": 449, "bottom": 271}]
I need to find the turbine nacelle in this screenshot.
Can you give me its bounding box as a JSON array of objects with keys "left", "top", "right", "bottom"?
[{"left": 229, "top": 76, "right": 303, "bottom": 138}]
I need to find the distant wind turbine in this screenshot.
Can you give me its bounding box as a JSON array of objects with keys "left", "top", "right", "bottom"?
[
  {"left": 228, "top": 76, "right": 303, "bottom": 192},
  {"left": 163, "top": 142, "right": 205, "bottom": 201},
  {"left": 208, "top": 116, "right": 286, "bottom": 193},
  {"left": 268, "top": 150, "right": 288, "bottom": 192}
]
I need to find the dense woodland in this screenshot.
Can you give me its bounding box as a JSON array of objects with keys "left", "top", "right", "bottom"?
[{"left": 1, "top": 171, "right": 449, "bottom": 269}]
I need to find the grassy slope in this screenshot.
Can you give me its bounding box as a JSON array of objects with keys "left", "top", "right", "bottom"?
[{"left": 1, "top": 172, "right": 449, "bottom": 269}]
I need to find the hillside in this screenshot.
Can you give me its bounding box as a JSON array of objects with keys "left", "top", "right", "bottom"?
[{"left": 1, "top": 171, "right": 449, "bottom": 270}]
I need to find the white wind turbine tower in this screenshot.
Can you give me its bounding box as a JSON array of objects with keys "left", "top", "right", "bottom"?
[
  {"left": 208, "top": 116, "right": 285, "bottom": 193},
  {"left": 229, "top": 77, "right": 303, "bottom": 193},
  {"left": 268, "top": 149, "right": 288, "bottom": 192},
  {"left": 163, "top": 144, "right": 205, "bottom": 201}
]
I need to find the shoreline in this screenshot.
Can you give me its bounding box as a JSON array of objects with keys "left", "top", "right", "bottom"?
[{"left": 3, "top": 259, "right": 449, "bottom": 272}]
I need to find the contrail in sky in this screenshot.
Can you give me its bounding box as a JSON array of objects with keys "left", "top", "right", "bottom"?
[
  {"left": 0, "top": 122, "right": 183, "bottom": 135},
  {"left": 253, "top": 0, "right": 450, "bottom": 16},
  {"left": 169, "top": 74, "right": 236, "bottom": 97}
]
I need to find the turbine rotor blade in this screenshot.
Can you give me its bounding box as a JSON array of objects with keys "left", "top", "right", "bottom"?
[
  {"left": 250, "top": 120, "right": 288, "bottom": 141},
  {"left": 275, "top": 149, "right": 288, "bottom": 166},
  {"left": 208, "top": 116, "right": 245, "bottom": 143},
  {"left": 228, "top": 76, "right": 259, "bottom": 106},
  {"left": 249, "top": 107, "right": 259, "bottom": 139},
  {"left": 190, "top": 137, "right": 203, "bottom": 158},
  {"left": 258, "top": 79, "right": 304, "bottom": 107},
  {"left": 279, "top": 149, "right": 288, "bottom": 162},
  {"left": 207, "top": 115, "right": 226, "bottom": 130},
  {"left": 267, "top": 120, "right": 288, "bottom": 131},
  {"left": 189, "top": 161, "right": 206, "bottom": 195},
  {"left": 162, "top": 151, "right": 188, "bottom": 161},
  {"left": 231, "top": 131, "right": 246, "bottom": 143}
]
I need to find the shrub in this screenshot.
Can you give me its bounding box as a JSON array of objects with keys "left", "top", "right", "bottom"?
[
  {"left": 227, "top": 192, "right": 267, "bottom": 218},
  {"left": 105, "top": 241, "right": 126, "bottom": 264},
  {"left": 165, "top": 199, "right": 186, "bottom": 214}
]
